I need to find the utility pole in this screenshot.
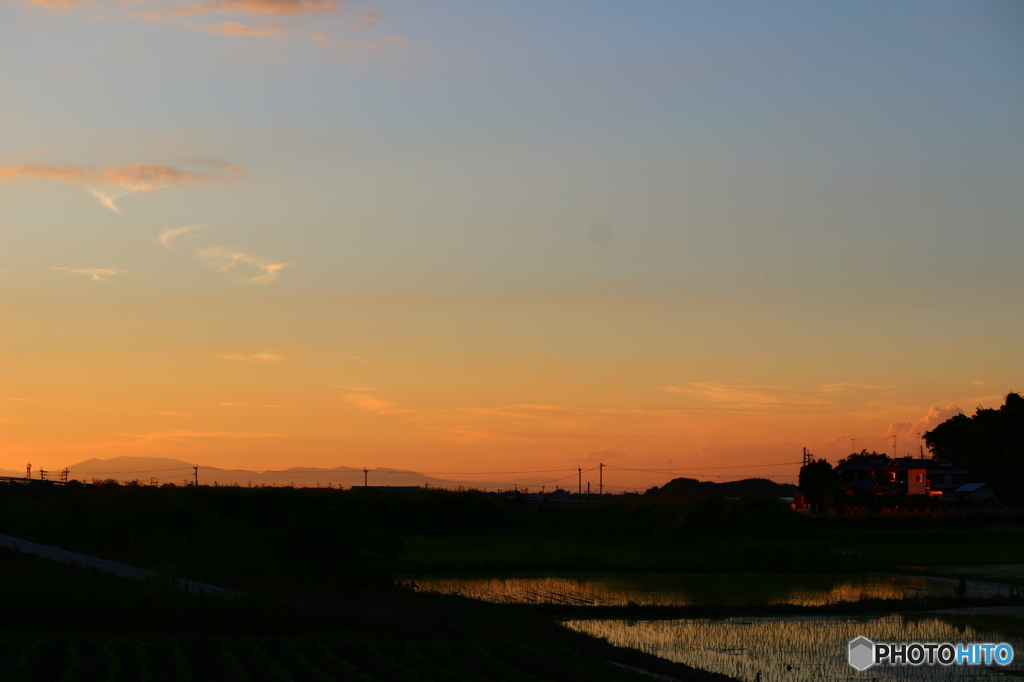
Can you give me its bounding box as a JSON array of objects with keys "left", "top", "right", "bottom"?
[
  {"left": 61, "top": 468, "right": 69, "bottom": 484},
  {"left": 39, "top": 469, "right": 47, "bottom": 481},
  {"left": 26, "top": 463, "right": 30, "bottom": 480},
  {"left": 892, "top": 435, "right": 897, "bottom": 459},
  {"left": 850, "top": 438, "right": 856, "bottom": 454},
  {"left": 599, "top": 462, "right": 603, "bottom": 496},
  {"left": 577, "top": 466, "right": 582, "bottom": 497},
  {"left": 802, "top": 447, "right": 814, "bottom": 467},
  {"left": 363, "top": 467, "right": 368, "bottom": 487},
  {"left": 193, "top": 465, "right": 198, "bottom": 487}
]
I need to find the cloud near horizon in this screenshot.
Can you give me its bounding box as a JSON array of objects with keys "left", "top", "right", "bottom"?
[{"left": 0, "top": 161, "right": 244, "bottom": 213}]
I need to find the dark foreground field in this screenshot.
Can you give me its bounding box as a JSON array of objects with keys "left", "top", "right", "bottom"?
[{"left": 2, "top": 483, "right": 1023, "bottom": 681}]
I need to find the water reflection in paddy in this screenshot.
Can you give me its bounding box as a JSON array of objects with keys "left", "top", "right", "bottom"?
[
  {"left": 564, "top": 613, "right": 1024, "bottom": 681},
  {"left": 407, "top": 573, "right": 1009, "bottom": 607}
]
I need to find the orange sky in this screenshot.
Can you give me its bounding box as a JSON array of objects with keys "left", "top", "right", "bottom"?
[{"left": 2, "top": 1, "right": 1022, "bottom": 489}]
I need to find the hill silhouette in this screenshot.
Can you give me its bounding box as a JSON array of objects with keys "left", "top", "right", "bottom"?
[{"left": 646, "top": 477, "right": 797, "bottom": 497}]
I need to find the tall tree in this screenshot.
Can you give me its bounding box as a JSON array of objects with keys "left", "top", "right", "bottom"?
[{"left": 924, "top": 393, "right": 1024, "bottom": 499}]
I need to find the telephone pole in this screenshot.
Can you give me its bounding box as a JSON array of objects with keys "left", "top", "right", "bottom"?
[
  {"left": 577, "top": 466, "right": 582, "bottom": 497},
  {"left": 193, "top": 465, "right": 198, "bottom": 487},
  {"left": 599, "top": 462, "right": 604, "bottom": 496},
  {"left": 26, "top": 463, "right": 31, "bottom": 480},
  {"left": 802, "top": 447, "right": 814, "bottom": 467},
  {"left": 363, "top": 467, "right": 368, "bottom": 487}
]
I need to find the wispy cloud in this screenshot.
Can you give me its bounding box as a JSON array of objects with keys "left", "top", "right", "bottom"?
[
  {"left": 30, "top": 0, "right": 90, "bottom": 7},
  {"left": 660, "top": 382, "right": 826, "bottom": 408},
  {"left": 366, "top": 34, "right": 407, "bottom": 53},
  {"left": 583, "top": 448, "right": 626, "bottom": 462},
  {"left": 340, "top": 393, "right": 398, "bottom": 413},
  {"left": 311, "top": 33, "right": 409, "bottom": 55},
  {"left": 54, "top": 267, "right": 124, "bottom": 281},
  {"left": 159, "top": 224, "right": 203, "bottom": 249},
  {"left": 350, "top": 8, "right": 381, "bottom": 28},
  {"left": 216, "top": 353, "right": 284, "bottom": 362},
  {"left": 164, "top": 0, "right": 342, "bottom": 16},
  {"left": 201, "top": 20, "right": 287, "bottom": 36},
  {"left": 0, "top": 161, "right": 244, "bottom": 213},
  {"left": 197, "top": 247, "right": 290, "bottom": 284},
  {"left": 32, "top": 1, "right": 403, "bottom": 56},
  {"left": 817, "top": 383, "right": 895, "bottom": 393},
  {"left": 883, "top": 404, "right": 964, "bottom": 445}
]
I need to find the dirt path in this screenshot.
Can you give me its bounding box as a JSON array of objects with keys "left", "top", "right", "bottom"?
[{"left": 0, "top": 533, "right": 238, "bottom": 597}]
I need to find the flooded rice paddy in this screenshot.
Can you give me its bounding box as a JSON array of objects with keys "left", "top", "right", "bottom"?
[
  {"left": 406, "top": 572, "right": 1012, "bottom": 607},
  {"left": 564, "top": 612, "right": 1024, "bottom": 681}
]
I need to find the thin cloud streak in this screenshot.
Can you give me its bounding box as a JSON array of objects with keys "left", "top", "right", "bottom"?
[
  {"left": 30, "top": 0, "right": 90, "bottom": 7},
  {"left": 350, "top": 8, "right": 381, "bottom": 28},
  {"left": 164, "top": 0, "right": 342, "bottom": 15},
  {"left": 660, "top": 383, "right": 827, "bottom": 408},
  {"left": 197, "top": 247, "right": 290, "bottom": 284},
  {"left": 0, "top": 161, "right": 244, "bottom": 213},
  {"left": 54, "top": 267, "right": 124, "bottom": 281},
  {"left": 159, "top": 224, "right": 203, "bottom": 249},
  {"left": 216, "top": 353, "right": 284, "bottom": 362},
  {"left": 202, "top": 20, "right": 286, "bottom": 36},
  {"left": 341, "top": 393, "right": 398, "bottom": 413}
]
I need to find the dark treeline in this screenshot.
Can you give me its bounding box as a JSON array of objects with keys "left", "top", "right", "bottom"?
[
  {"left": 646, "top": 477, "right": 797, "bottom": 497},
  {"left": 0, "top": 484, "right": 832, "bottom": 587},
  {"left": 6, "top": 481, "right": 1024, "bottom": 588},
  {"left": 925, "top": 392, "right": 1024, "bottom": 498}
]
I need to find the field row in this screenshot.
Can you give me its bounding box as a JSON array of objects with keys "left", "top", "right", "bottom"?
[{"left": 0, "top": 633, "right": 655, "bottom": 682}]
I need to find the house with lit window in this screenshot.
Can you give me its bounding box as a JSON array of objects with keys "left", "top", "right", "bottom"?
[{"left": 836, "top": 457, "right": 973, "bottom": 499}]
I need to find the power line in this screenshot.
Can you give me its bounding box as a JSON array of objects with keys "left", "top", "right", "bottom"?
[{"left": 606, "top": 461, "right": 802, "bottom": 473}]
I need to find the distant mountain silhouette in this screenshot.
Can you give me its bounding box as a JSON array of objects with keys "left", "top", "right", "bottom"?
[
  {"left": 58, "top": 456, "right": 538, "bottom": 490},
  {"left": 646, "top": 477, "right": 797, "bottom": 497}
]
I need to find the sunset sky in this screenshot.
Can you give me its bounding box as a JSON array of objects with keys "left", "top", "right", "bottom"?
[{"left": 2, "top": 1, "right": 1022, "bottom": 488}]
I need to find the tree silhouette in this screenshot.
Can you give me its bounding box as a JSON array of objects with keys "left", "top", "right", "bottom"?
[
  {"left": 924, "top": 392, "right": 1024, "bottom": 499},
  {"left": 837, "top": 450, "right": 889, "bottom": 467},
  {"left": 798, "top": 458, "right": 837, "bottom": 507}
]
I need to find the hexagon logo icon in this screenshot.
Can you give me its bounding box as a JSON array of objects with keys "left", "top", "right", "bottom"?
[{"left": 849, "top": 636, "right": 874, "bottom": 671}]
